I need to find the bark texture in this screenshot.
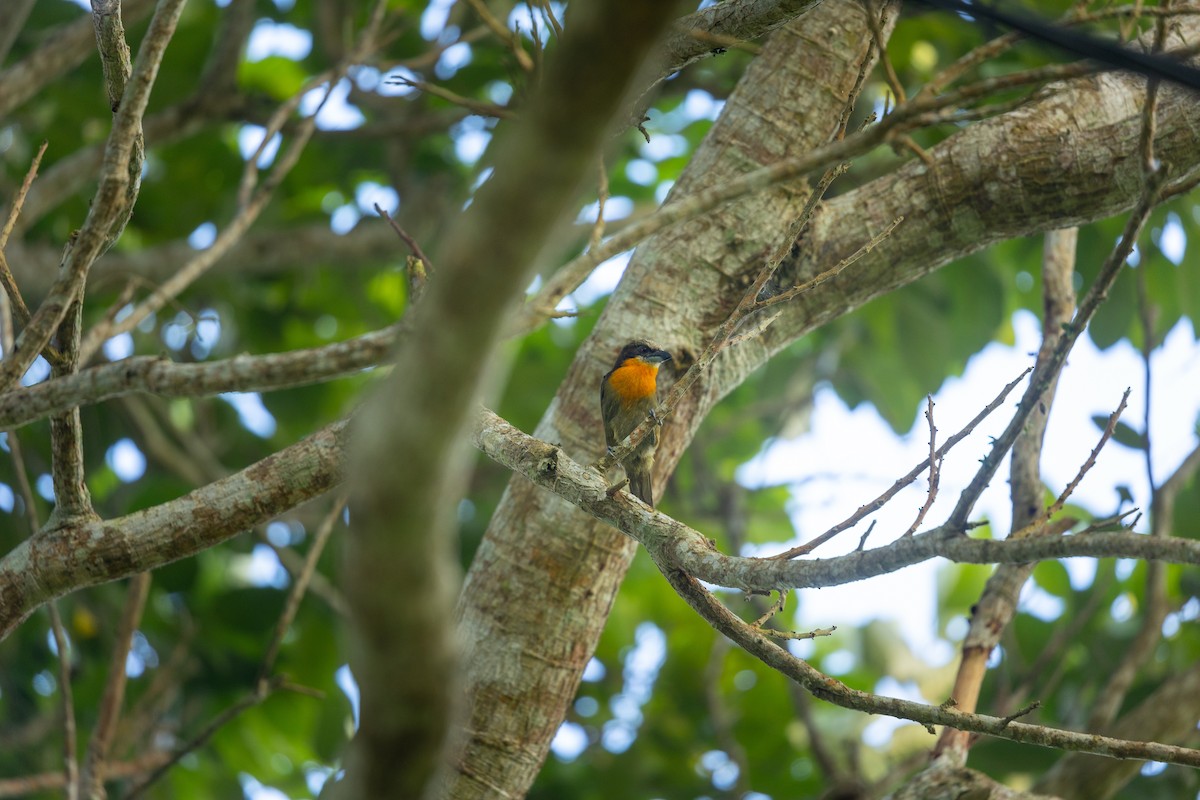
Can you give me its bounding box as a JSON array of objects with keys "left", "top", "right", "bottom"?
[
  {"left": 342, "top": 2, "right": 686, "bottom": 797},
  {"left": 445, "top": 4, "right": 886, "bottom": 798},
  {"left": 449, "top": 14, "right": 1200, "bottom": 800}
]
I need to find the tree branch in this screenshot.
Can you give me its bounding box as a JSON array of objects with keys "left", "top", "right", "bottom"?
[
  {"left": 0, "top": 0, "right": 185, "bottom": 393},
  {"left": 79, "top": 572, "right": 151, "bottom": 798},
  {"left": 0, "top": 0, "right": 157, "bottom": 119},
  {"left": 342, "top": 2, "right": 689, "bottom": 795},
  {"left": 655, "top": 559, "right": 1200, "bottom": 769},
  {"left": 470, "top": 408, "right": 1200, "bottom": 591},
  {"left": 0, "top": 325, "right": 403, "bottom": 430},
  {"left": 0, "top": 419, "right": 348, "bottom": 640},
  {"left": 935, "top": 226, "right": 1078, "bottom": 762}
]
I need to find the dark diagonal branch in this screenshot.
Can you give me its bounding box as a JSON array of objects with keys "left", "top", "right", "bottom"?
[
  {"left": 654, "top": 557, "right": 1200, "bottom": 769},
  {"left": 946, "top": 165, "right": 1167, "bottom": 529},
  {"left": 936, "top": 226, "right": 1079, "bottom": 764}
]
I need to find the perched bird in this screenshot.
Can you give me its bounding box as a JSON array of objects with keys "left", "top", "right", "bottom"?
[{"left": 600, "top": 340, "right": 672, "bottom": 506}]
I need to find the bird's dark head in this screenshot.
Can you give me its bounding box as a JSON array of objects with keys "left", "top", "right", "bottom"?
[{"left": 613, "top": 340, "right": 672, "bottom": 370}]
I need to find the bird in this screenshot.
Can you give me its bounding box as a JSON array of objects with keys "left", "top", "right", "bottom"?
[{"left": 600, "top": 340, "right": 672, "bottom": 506}]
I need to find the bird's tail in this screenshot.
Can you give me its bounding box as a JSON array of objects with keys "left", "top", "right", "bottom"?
[{"left": 628, "top": 468, "right": 655, "bottom": 507}]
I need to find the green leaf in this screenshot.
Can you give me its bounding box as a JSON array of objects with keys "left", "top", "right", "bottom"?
[
  {"left": 1090, "top": 416, "right": 1148, "bottom": 450},
  {"left": 1033, "top": 560, "right": 1072, "bottom": 599},
  {"left": 238, "top": 55, "right": 310, "bottom": 100}
]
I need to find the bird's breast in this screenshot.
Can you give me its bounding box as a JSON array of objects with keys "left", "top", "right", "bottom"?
[{"left": 607, "top": 361, "right": 659, "bottom": 408}]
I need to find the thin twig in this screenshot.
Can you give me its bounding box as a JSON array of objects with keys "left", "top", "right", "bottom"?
[
  {"left": 46, "top": 604, "right": 79, "bottom": 800},
  {"left": 80, "top": 572, "right": 152, "bottom": 798},
  {"left": 0, "top": 305, "right": 78, "bottom": 798},
  {"left": 856, "top": 520, "right": 877, "bottom": 552},
  {"left": 383, "top": 73, "right": 516, "bottom": 119},
  {"left": 375, "top": 204, "right": 431, "bottom": 302},
  {"left": 771, "top": 367, "right": 1031, "bottom": 560},
  {"left": 0, "top": 140, "right": 48, "bottom": 323},
  {"left": 587, "top": 157, "right": 609, "bottom": 252},
  {"left": 945, "top": 163, "right": 1167, "bottom": 530},
  {"left": 750, "top": 589, "right": 788, "bottom": 627},
  {"left": 124, "top": 676, "right": 317, "bottom": 799},
  {"left": 865, "top": 0, "right": 906, "bottom": 105},
  {"left": 904, "top": 397, "right": 940, "bottom": 536},
  {"left": 237, "top": 65, "right": 337, "bottom": 209},
  {"left": 80, "top": 3, "right": 392, "bottom": 364},
  {"left": 0, "top": 0, "right": 186, "bottom": 393},
  {"left": 1044, "top": 389, "right": 1131, "bottom": 519},
  {"left": 464, "top": 0, "right": 534, "bottom": 72},
  {"left": 1000, "top": 700, "right": 1041, "bottom": 728},
  {"left": 257, "top": 494, "right": 348, "bottom": 686},
  {"left": 0, "top": 755, "right": 172, "bottom": 798},
  {"left": 255, "top": 529, "right": 349, "bottom": 616},
  {"left": 757, "top": 625, "right": 838, "bottom": 641}
]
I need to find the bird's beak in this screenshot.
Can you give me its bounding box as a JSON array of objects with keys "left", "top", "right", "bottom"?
[{"left": 647, "top": 350, "right": 672, "bottom": 365}]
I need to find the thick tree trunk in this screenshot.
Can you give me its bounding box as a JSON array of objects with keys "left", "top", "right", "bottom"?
[
  {"left": 443, "top": 4, "right": 888, "bottom": 798},
  {"left": 447, "top": 10, "right": 1200, "bottom": 800}
]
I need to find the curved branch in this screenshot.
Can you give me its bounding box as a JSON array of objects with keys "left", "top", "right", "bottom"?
[
  {"left": 658, "top": 563, "right": 1200, "bottom": 769},
  {"left": 0, "top": 419, "right": 347, "bottom": 640},
  {"left": 471, "top": 408, "right": 1200, "bottom": 591}
]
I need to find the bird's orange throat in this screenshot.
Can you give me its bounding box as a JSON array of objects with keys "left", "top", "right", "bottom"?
[{"left": 608, "top": 359, "right": 660, "bottom": 407}]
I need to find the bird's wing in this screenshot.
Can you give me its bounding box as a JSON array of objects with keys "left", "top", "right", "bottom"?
[{"left": 600, "top": 376, "right": 620, "bottom": 448}]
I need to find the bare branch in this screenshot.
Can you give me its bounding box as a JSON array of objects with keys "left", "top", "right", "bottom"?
[
  {"left": 772, "top": 367, "right": 1031, "bottom": 559},
  {"left": 0, "top": 326, "right": 402, "bottom": 431},
  {"left": 0, "top": 140, "right": 48, "bottom": 329},
  {"left": 0, "top": 0, "right": 35, "bottom": 65},
  {"left": 0, "top": 0, "right": 157, "bottom": 120},
  {"left": 124, "top": 675, "right": 314, "bottom": 799},
  {"left": 471, "top": 408, "right": 1200, "bottom": 596},
  {"left": 935, "top": 225, "right": 1079, "bottom": 763},
  {"left": 946, "top": 164, "right": 1167, "bottom": 529},
  {"left": 463, "top": 0, "right": 534, "bottom": 72},
  {"left": 904, "top": 397, "right": 940, "bottom": 537},
  {"left": 257, "top": 495, "right": 348, "bottom": 686},
  {"left": 78, "top": 5, "right": 393, "bottom": 362},
  {"left": 375, "top": 204, "right": 432, "bottom": 303},
  {"left": 0, "top": 420, "right": 348, "bottom": 639},
  {"left": 0, "top": 0, "right": 186, "bottom": 393},
  {"left": 656, "top": 558, "right": 1200, "bottom": 769},
  {"left": 80, "top": 572, "right": 151, "bottom": 799}
]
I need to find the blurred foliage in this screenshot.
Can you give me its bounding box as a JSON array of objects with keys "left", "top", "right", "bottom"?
[{"left": 0, "top": 1, "right": 1196, "bottom": 799}]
